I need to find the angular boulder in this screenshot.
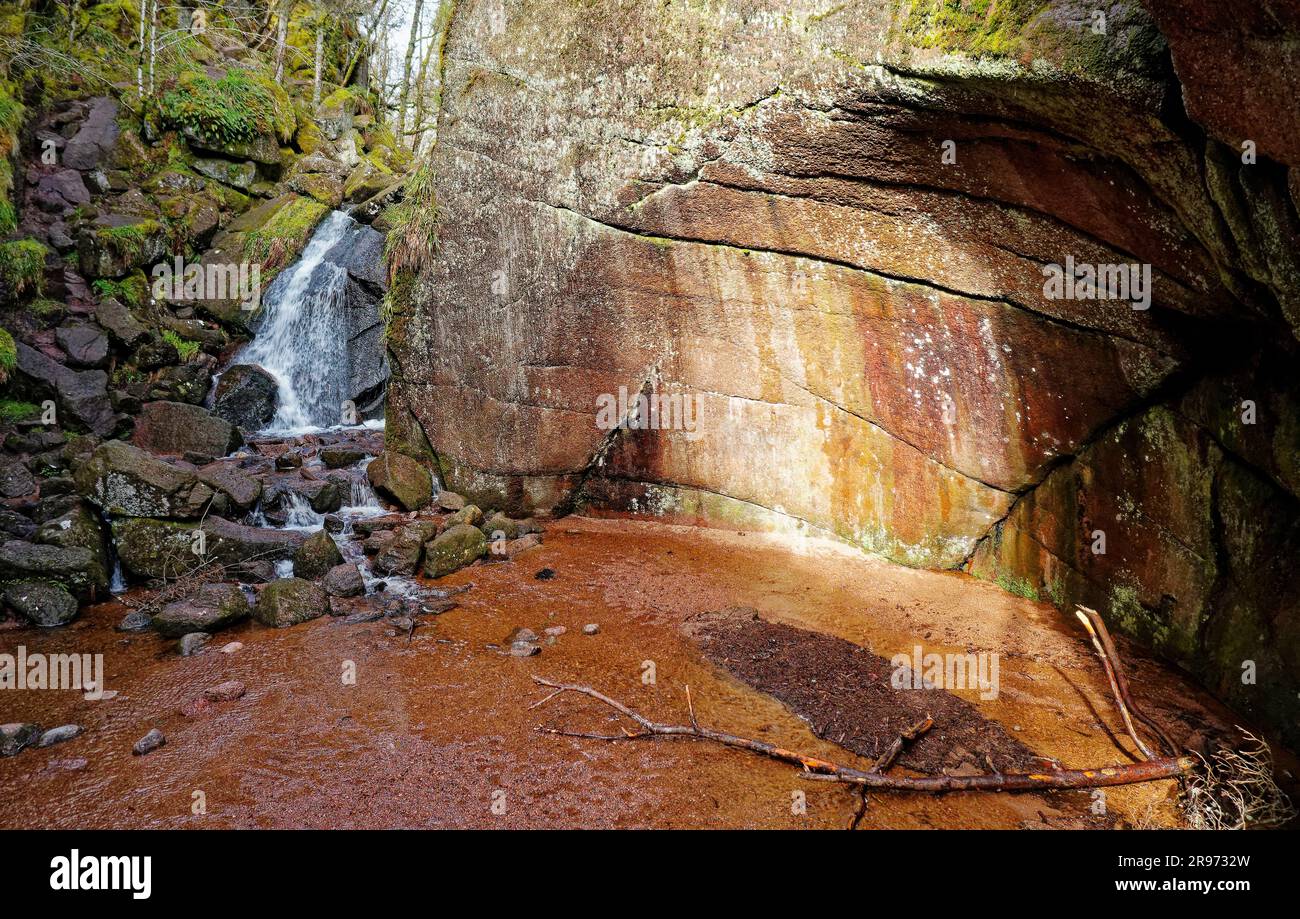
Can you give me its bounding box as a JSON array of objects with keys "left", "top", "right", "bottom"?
[
  {"left": 292, "top": 529, "right": 343, "bottom": 580},
  {"left": 75, "top": 440, "right": 214, "bottom": 518},
  {"left": 196, "top": 462, "right": 262, "bottom": 512},
  {"left": 13, "top": 342, "right": 116, "bottom": 437},
  {"left": 153, "top": 582, "right": 250, "bottom": 638},
  {"left": 112, "top": 516, "right": 306, "bottom": 579},
  {"left": 132, "top": 401, "right": 243, "bottom": 458},
  {"left": 0, "top": 541, "right": 106, "bottom": 596},
  {"left": 212, "top": 364, "right": 278, "bottom": 431},
  {"left": 322, "top": 562, "right": 364, "bottom": 597},
  {"left": 366, "top": 451, "right": 432, "bottom": 511},
  {"left": 254, "top": 577, "right": 327, "bottom": 628},
  {"left": 3, "top": 580, "right": 79, "bottom": 627},
  {"left": 422, "top": 524, "right": 487, "bottom": 579}
]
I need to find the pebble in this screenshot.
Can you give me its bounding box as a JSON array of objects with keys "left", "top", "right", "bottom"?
[
  {"left": 116, "top": 610, "right": 153, "bottom": 632},
  {"left": 220, "top": 641, "right": 243, "bottom": 654},
  {"left": 37, "top": 724, "right": 82, "bottom": 748},
  {"left": 509, "top": 640, "right": 541, "bottom": 657},
  {"left": 582, "top": 623, "right": 600, "bottom": 635},
  {"left": 511, "top": 627, "right": 539, "bottom": 643},
  {"left": 132, "top": 728, "right": 165, "bottom": 756},
  {"left": 178, "top": 632, "right": 209, "bottom": 656},
  {"left": 534, "top": 568, "right": 556, "bottom": 581},
  {"left": 203, "top": 680, "right": 246, "bottom": 703},
  {"left": 0, "top": 722, "right": 41, "bottom": 757},
  {"left": 543, "top": 626, "right": 566, "bottom": 637}
]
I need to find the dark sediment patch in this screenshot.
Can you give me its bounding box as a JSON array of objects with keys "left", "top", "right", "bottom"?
[{"left": 685, "top": 606, "right": 1040, "bottom": 776}]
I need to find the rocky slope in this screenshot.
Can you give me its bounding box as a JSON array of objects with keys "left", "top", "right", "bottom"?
[{"left": 390, "top": 1, "right": 1300, "bottom": 746}]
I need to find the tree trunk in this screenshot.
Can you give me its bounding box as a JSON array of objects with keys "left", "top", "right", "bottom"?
[
  {"left": 274, "top": 0, "right": 292, "bottom": 83},
  {"left": 312, "top": 23, "right": 324, "bottom": 106},
  {"left": 342, "top": 0, "right": 390, "bottom": 88},
  {"left": 398, "top": 0, "right": 425, "bottom": 142}
]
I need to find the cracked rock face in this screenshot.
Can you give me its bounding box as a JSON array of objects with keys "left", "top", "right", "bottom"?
[{"left": 391, "top": 1, "right": 1300, "bottom": 743}]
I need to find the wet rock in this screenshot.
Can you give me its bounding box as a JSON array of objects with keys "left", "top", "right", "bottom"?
[
  {"left": 293, "top": 529, "right": 344, "bottom": 580},
  {"left": 196, "top": 462, "right": 262, "bottom": 512},
  {"left": 203, "top": 680, "right": 246, "bottom": 703},
  {"left": 192, "top": 157, "right": 258, "bottom": 190},
  {"left": 33, "top": 503, "right": 109, "bottom": 587},
  {"left": 181, "top": 123, "right": 280, "bottom": 165},
  {"left": 535, "top": 568, "right": 556, "bottom": 581},
  {"left": 221, "top": 641, "right": 243, "bottom": 654},
  {"left": 0, "top": 509, "right": 36, "bottom": 540},
  {"left": 132, "top": 728, "right": 165, "bottom": 756},
  {"left": 0, "top": 723, "right": 42, "bottom": 757},
  {"left": 0, "top": 543, "right": 105, "bottom": 598},
  {"left": 343, "top": 608, "right": 384, "bottom": 624},
  {"left": 509, "top": 640, "right": 541, "bottom": 657},
  {"left": 2, "top": 579, "right": 79, "bottom": 627},
  {"left": 501, "top": 533, "right": 543, "bottom": 559},
  {"left": 0, "top": 457, "right": 35, "bottom": 498},
  {"left": 55, "top": 323, "right": 110, "bottom": 368},
  {"left": 75, "top": 440, "right": 215, "bottom": 518},
  {"left": 132, "top": 401, "right": 243, "bottom": 458},
  {"left": 94, "top": 297, "right": 148, "bottom": 349},
  {"left": 436, "top": 490, "right": 466, "bottom": 511},
  {"left": 422, "top": 524, "right": 487, "bottom": 579},
  {"left": 582, "top": 623, "right": 600, "bottom": 635},
  {"left": 117, "top": 610, "right": 153, "bottom": 632},
  {"left": 366, "top": 451, "right": 432, "bottom": 511},
  {"left": 543, "top": 626, "right": 566, "bottom": 637},
  {"left": 275, "top": 451, "right": 303, "bottom": 470},
  {"left": 37, "top": 724, "right": 83, "bottom": 747},
  {"left": 225, "top": 559, "right": 277, "bottom": 583},
  {"left": 112, "top": 516, "right": 306, "bottom": 579},
  {"left": 254, "top": 577, "right": 327, "bottom": 628},
  {"left": 268, "top": 477, "right": 340, "bottom": 513},
  {"left": 178, "top": 632, "right": 210, "bottom": 656},
  {"left": 62, "top": 96, "right": 119, "bottom": 170},
  {"left": 446, "top": 504, "right": 483, "bottom": 528},
  {"left": 153, "top": 582, "right": 250, "bottom": 637},
  {"left": 320, "top": 445, "right": 366, "bottom": 468},
  {"left": 13, "top": 342, "right": 116, "bottom": 436},
  {"left": 212, "top": 364, "right": 278, "bottom": 431},
  {"left": 322, "top": 562, "right": 364, "bottom": 597},
  {"left": 510, "top": 627, "right": 539, "bottom": 643},
  {"left": 78, "top": 217, "right": 169, "bottom": 279},
  {"left": 372, "top": 524, "right": 433, "bottom": 576},
  {"left": 479, "top": 512, "right": 544, "bottom": 541}
]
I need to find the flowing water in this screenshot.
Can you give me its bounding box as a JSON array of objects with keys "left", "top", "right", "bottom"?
[{"left": 236, "top": 210, "right": 361, "bottom": 433}]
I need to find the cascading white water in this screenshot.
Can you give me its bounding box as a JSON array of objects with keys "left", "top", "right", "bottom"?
[{"left": 237, "top": 211, "right": 356, "bottom": 432}]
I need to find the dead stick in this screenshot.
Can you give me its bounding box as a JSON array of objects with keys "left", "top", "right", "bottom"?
[
  {"left": 1078, "top": 606, "right": 1179, "bottom": 757},
  {"left": 850, "top": 715, "right": 933, "bottom": 828},
  {"left": 1075, "top": 607, "right": 1153, "bottom": 760},
  {"left": 531, "top": 677, "right": 1194, "bottom": 793}
]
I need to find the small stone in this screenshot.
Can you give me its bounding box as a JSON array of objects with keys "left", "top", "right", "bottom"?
[
  {"left": 220, "top": 641, "right": 243, "bottom": 654},
  {"left": 543, "top": 625, "right": 566, "bottom": 637},
  {"left": 203, "top": 679, "right": 246, "bottom": 703},
  {"left": 117, "top": 610, "right": 154, "bottom": 632},
  {"left": 535, "top": 568, "right": 556, "bottom": 581},
  {"left": 1, "top": 722, "right": 42, "bottom": 757},
  {"left": 509, "top": 640, "right": 541, "bottom": 657},
  {"left": 37, "top": 724, "right": 82, "bottom": 747},
  {"left": 344, "top": 609, "right": 384, "bottom": 624},
  {"left": 436, "top": 489, "right": 466, "bottom": 511},
  {"left": 132, "top": 728, "right": 166, "bottom": 755},
  {"left": 511, "top": 627, "right": 539, "bottom": 642},
  {"left": 178, "top": 632, "right": 210, "bottom": 656},
  {"left": 582, "top": 623, "right": 600, "bottom": 635},
  {"left": 322, "top": 562, "right": 364, "bottom": 598},
  {"left": 180, "top": 698, "right": 211, "bottom": 718}
]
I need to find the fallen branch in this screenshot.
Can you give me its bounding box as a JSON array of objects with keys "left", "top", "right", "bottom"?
[
  {"left": 850, "top": 715, "right": 932, "bottom": 828},
  {"left": 1076, "top": 606, "right": 1178, "bottom": 757},
  {"left": 531, "top": 676, "right": 1195, "bottom": 793}
]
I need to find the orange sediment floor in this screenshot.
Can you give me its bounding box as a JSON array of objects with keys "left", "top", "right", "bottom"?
[{"left": 0, "top": 517, "right": 1259, "bottom": 829}]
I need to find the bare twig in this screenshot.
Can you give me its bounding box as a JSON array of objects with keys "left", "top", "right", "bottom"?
[
  {"left": 531, "top": 676, "right": 1195, "bottom": 793},
  {"left": 1077, "top": 606, "right": 1178, "bottom": 757}
]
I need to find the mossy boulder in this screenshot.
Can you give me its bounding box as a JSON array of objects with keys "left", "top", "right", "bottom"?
[
  {"left": 254, "top": 577, "right": 327, "bottom": 628},
  {"left": 366, "top": 450, "right": 432, "bottom": 511},
  {"left": 422, "top": 524, "right": 487, "bottom": 579},
  {"left": 161, "top": 69, "right": 294, "bottom": 165},
  {"left": 77, "top": 219, "right": 168, "bottom": 279},
  {"left": 75, "top": 440, "right": 214, "bottom": 519},
  {"left": 153, "top": 582, "right": 250, "bottom": 638},
  {"left": 111, "top": 516, "right": 306, "bottom": 580},
  {"left": 292, "top": 529, "right": 343, "bottom": 580},
  {"left": 2, "top": 580, "right": 79, "bottom": 627},
  {"left": 0, "top": 541, "right": 105, "bottom": 597}
]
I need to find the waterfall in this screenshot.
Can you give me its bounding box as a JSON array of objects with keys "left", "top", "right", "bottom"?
[{"left": 237, "top": 210, "right": 357, "bottom": 433}]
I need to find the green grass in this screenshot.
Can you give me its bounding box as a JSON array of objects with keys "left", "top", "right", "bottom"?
[
  {"left": 0, "top": 399, "right": 39, "bottom": 424},
  {"left": 0, "top": 327, "right": 15, "bottom": 375},
  {"left": 0, "top": 239, "right": 48, "bottom": 301},
  {"left": 242, "top": 195, "right": 328, "bottom": 274},
  {"left": 159, "top": 68, "right": 295, "bottom": 146},
  {"left": 92, "top": 273, "right": 148, "bottom": 309},
  {"left": 996, "top": 572, "right": 1040, "bottom": 601},
  {"left": 161, "top": 329, "right": 200, "bottom": 362}
]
